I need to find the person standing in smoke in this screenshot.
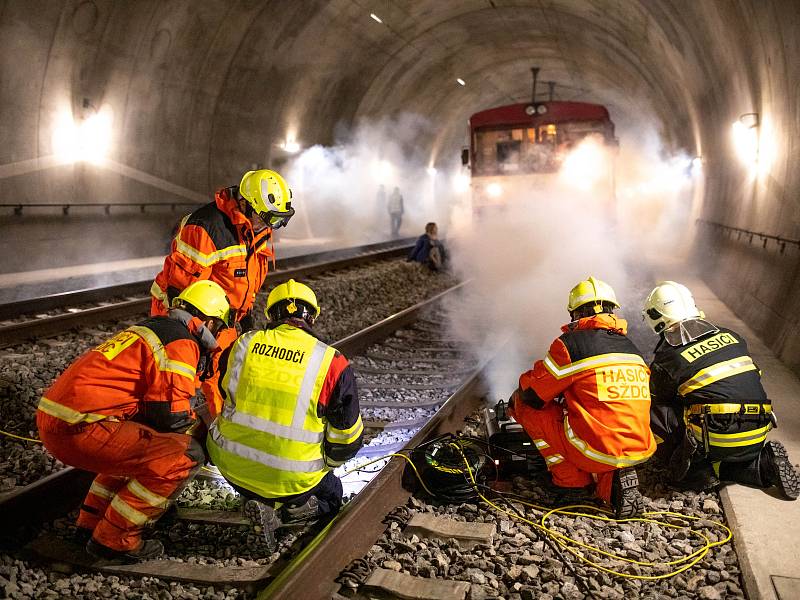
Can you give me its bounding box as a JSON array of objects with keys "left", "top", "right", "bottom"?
[{"left": 388, "top": 186, "right": 404, "bottom": 237}]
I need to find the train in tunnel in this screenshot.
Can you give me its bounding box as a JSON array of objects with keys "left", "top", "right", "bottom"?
[{"left": 464, "top": 98, "right": 618, "bottom": 217}]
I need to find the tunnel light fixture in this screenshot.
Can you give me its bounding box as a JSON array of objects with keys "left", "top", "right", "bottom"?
[
  {"left": 370, "top": 13, "right": 382, "bottom": 23},
  {"left": 280, "top": 139, "right": 300, "bottom": 154},
  {"left": 456, "top": 78, "right": 466, "bottom": 86},
  {"left": 52, "top": 103, "right": 113, "bottom": 164},
  {"left": 731, "top": 112, "right": 759, "bottom": 168},
  {"left": 426, "top": 166, "right": 437, "bottom": 176}
]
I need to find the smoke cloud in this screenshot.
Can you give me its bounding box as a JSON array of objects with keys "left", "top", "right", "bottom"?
[
  {"left": 444, "top": 125, "right": 699, "bottom": 400},
  {"left": 281, "top": 115, "right": 448, "bottom": 244}
]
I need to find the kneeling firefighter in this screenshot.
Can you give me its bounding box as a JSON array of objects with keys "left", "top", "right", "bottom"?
[
  {"left": 207, "top": 279, "right": 364, "bottom": 549},
  {"left": 36, "top": 281, "right": 231, "bottom": 561},
  {"left": 643, "top": 281, "right": 799, "bottom": 499},
  {"left": 508, "top": 276, "right": 656, "bottom": 518}
]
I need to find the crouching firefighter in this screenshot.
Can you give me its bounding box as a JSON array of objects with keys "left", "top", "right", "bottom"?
[
  {"left": 36, "top": 281, "right": 232, "bottom": 561},
  {"left": 643, "top": 281, "right": 799, "bottom": 499},
  {"left": 508, "top": 276, "right": 656, "bottom": 518},
  {"left": 207, "top": 279, "right": 364, "bottom": 549}
]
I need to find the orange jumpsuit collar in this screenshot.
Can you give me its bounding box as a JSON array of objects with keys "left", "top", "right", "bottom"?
[{"left": 562, "top": 313, "right": 627, "bottom": 335}]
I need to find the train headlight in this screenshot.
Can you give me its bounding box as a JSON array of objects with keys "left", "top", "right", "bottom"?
[
  {"left": 559, "top": 138, "right": 607, "bottom": 190},
  {"left": 486, "top": 183, "right": 503, "bottom": 198}
]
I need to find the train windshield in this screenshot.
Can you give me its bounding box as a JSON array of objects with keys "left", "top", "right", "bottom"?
[{"left": 473, "top": 120, "right": 610, "bottom": 176}]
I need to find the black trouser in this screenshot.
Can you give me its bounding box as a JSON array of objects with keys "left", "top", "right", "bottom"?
[
  {"left": 650, "top": 403, "right": 770, "bottom": 487},
  {"left": 230, "top": 471, "right": 343, "bottom": 519}
]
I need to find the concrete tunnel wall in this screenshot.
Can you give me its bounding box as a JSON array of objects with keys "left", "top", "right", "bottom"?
[{"left": 0, "top": 0, "right": 799, "bottom": 368}]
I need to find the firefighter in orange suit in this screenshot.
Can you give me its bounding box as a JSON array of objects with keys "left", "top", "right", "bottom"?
[
  {"left": 150, "top": 169, "right": 294, "bottom": 417},
  {"left": 508, "top": 276, "right": 656, "bottom": 518},
  {"left": 36, "top": 281, "right": 231, "bottom": 562}
]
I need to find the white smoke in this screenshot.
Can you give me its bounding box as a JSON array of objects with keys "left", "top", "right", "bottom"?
[
  {"left": 281, "top": 115, "right": 451, "bottom": 244},
  {"left": 444, "top": 126, "right": 700, "bottom": 401}
]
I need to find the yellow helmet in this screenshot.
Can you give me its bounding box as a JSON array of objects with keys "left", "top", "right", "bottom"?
[
  {"left": 567, "top": 276, "right": 620, "bottom": 314},
  {"left": 266, "top": 279, "right": 320, "bottom": 321},
  {"left": 643, "top": 281, "right": 703, "bottom": 333},
  {"left": 172, "top": 280, "right": 231, "bottom": 326},
  {"left": 238, "top": 169, "right": 294, "bottom": 229}
]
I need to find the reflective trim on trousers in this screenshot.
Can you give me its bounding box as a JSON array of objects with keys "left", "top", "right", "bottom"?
[
  {"left": 546, "top": 454, "right": 564, "bottom": 465},
  {"left": 209, "top": 427, "right": 325, "bottom": 473},
  {"left": 109, "top": 495, "right": 151, "bottom": 527},
  {"left": 126, "top": 479, "right": 170, "bottom": 510},
  {"left": 88, "top": 481, "right": 115, "bottom": 500},
  {"left": 534, "top": 439, "right": 550, "bottom": 450}
]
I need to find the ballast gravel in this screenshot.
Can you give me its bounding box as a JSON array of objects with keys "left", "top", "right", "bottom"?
[{"left": 0, "top": 259, "right": 459, "bottom": 599}]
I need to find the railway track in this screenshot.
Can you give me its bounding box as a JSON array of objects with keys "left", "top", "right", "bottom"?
[
  {"left": 2, "top": 282, "right": 486, "bottom": 599},
  {"left": 0, "top": 239, "right": 415, "bottom": 348}
]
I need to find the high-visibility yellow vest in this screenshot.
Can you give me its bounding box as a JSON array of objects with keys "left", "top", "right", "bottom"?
[{"left": 207, "top": 324, "right": 336, "bottom": 498}]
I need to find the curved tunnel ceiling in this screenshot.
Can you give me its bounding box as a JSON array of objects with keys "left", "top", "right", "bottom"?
[{"left": 2, "top": 0, "right": 793, "bottom": 196}]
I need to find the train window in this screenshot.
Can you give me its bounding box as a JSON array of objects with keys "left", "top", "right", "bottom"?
[
  {"left": 540, "top": 124, "right": 557, "bottom": 144},
  {"left": 496, "top": 140, "right": 521, "bottom": 171}
]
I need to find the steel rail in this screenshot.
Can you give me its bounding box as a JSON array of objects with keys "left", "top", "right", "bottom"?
[
  {"left": 2, "top": 281, "right": 474, "bottom": 588},
  {"left": 0, "top": 239, "right": 415, "bottom": 320},
  {"left": 260, "top": 367, "right": 486, "bottom": 600},
  {"left": 0, "top": 240, "right": 415, "bottom": 348}
]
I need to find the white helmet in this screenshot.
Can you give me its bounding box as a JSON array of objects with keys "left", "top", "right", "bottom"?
[{"left": 642, "top": 281, "right": 702, "bottom": 334}]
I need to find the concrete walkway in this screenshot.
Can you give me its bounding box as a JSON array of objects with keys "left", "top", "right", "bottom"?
[
  {"left": 655, "top": 272, "right": 800, "bottom": 600},
  {"left": 0, "top": 237, "right": 339, "bottom": 304}
]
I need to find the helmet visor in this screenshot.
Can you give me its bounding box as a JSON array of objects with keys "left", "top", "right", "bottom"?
[{"left": 260, "top": 206, "right": 295, "bottom": 230}]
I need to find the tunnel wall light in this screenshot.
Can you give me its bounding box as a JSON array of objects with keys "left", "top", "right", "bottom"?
[
  {"left": 731, "top": 112, "right": 760, "bottom": 168},
  {"left": 456, "top": 78, "right": 466, "bottom": 86},
  {"left": 426, "top": 166, "right": 437, "bottom": 176},
  {"left": 52, "top": 102, "right": 113, "bottom": 164},
  {"left": 370, "top": 13, "right": 382, "bottom": 23}
]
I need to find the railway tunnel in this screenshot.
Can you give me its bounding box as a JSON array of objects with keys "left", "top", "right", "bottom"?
[{"left": 0, "top": 1, "right": 799, "bottom": 599}]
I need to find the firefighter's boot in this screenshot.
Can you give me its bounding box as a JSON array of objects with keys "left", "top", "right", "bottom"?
[
  {"left": 86, "top": 538, "right": 164, "bottom": 563},
  {"left": 244, "top": 499, "right": 280, "bottom": 550},
  {"left": 611, "top": 468, "right": 643, "bottom": 519},
  {"left": 760, "top": 441, "right": 800, "bottom": 500},
  {"left": 280, "top": 496, "right": 320, "bottom": 524}
]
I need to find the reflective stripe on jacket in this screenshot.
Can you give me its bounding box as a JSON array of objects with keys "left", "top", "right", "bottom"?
[
  {"left": 208, "top": 324, "right": 356, "bottom": 497},
  {"left": 518, "top": 314, "right": 656, "bottom": 467},
  {"left": 151, "top": 188, "right": 273, "bottom": 321},
  {"left": 38, "top": 316, "right": 200, "bottom": 428},
  {"left": 649, "top": 323, "right": 770, "bottom": 454}
]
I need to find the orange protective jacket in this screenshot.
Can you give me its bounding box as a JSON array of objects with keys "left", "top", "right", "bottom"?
[
  {"left": 516, "top": 314, "right": 656, "bottom": 467},
  {"left": 38, "top": 316, "right": 204, "bottom": 433},
  {"left": 151, "top": 187, "right": 273, "bottom": 322}
]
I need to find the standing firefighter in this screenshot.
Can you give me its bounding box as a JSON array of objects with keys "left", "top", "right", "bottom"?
[
  {"left": 150, "top": 169, "right": 294, "bottom": 416},
  {"left": 36, "top": 281, "right": 231, "bottom": 561},
  {"left": 509, "top": 276, "right": 656, "bottom": 517},
  {"left": 643, "top": 281, "right": 799, "bottom": 499},
  {"left": 207, "top": 279, "right": 363, "bottom": 549}
]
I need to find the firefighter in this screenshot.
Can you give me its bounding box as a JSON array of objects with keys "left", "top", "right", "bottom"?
[
  {"left": 643, "top": 281, "right": 799, "bottom": 499},
  {"left": 150, "top": 169, "right": 294, "bottom": 418},
  {"left": 207, "top": 279, "right": 364, "bottom": 550},
  {"left": 36, "top": 281, "right": 231, "bottom": 562},
  {"left": 508, "top": 276, "right": 656, "bottom": 518}
]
